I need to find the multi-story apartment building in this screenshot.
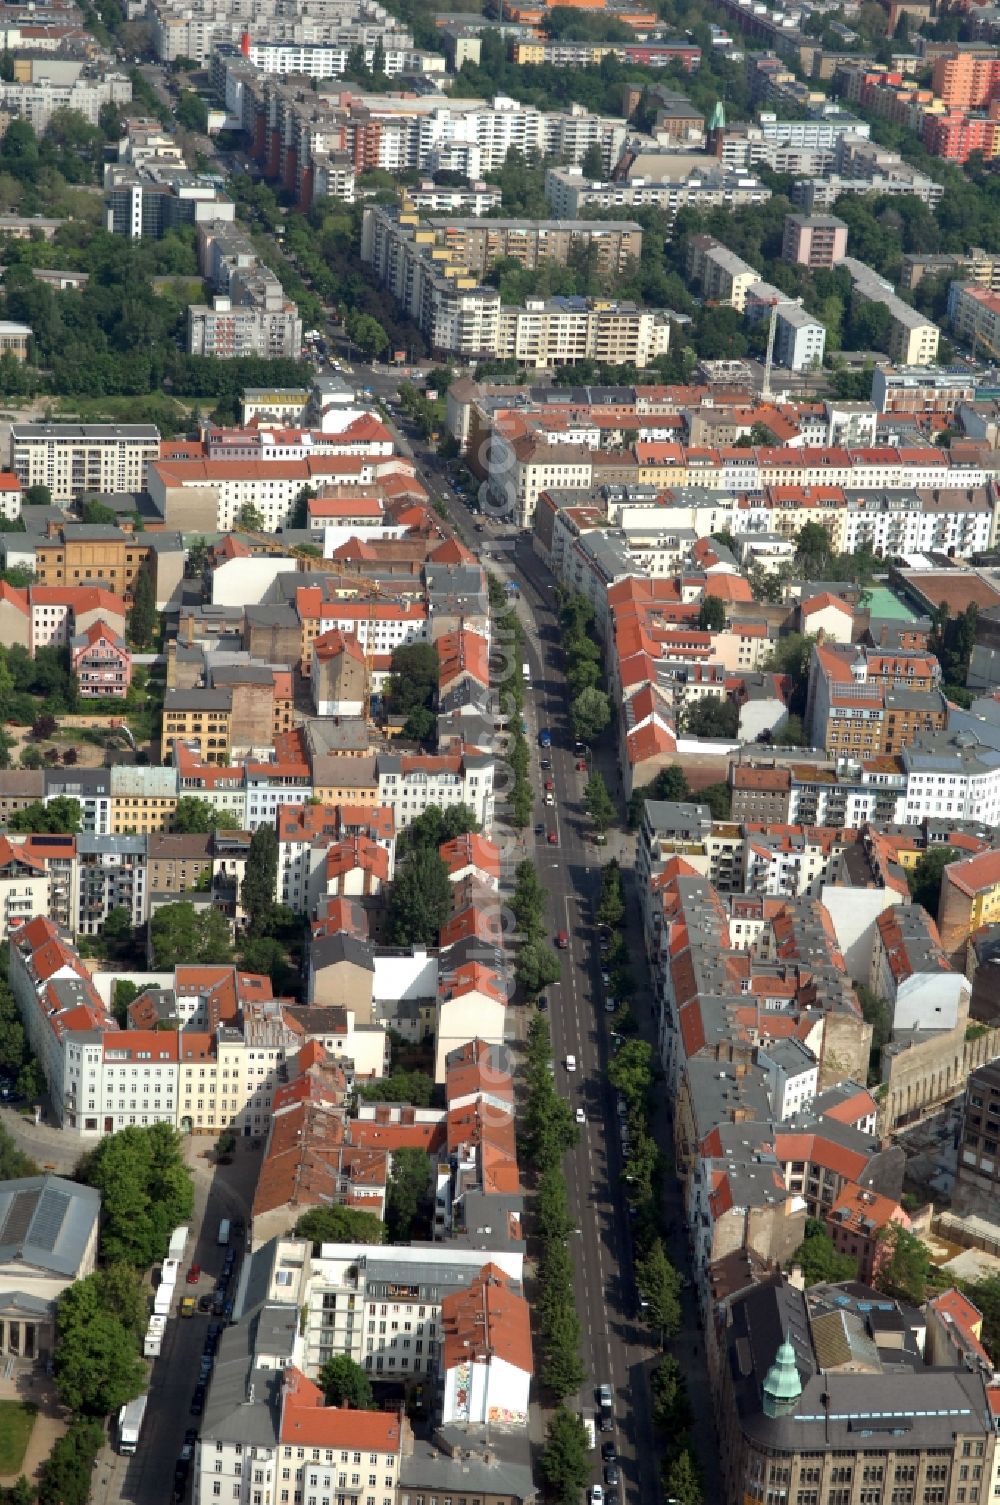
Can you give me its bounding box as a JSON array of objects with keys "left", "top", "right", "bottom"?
[
  {"left": 161, "top": 689, "right": 233, "bottom": 766},
  {"left": 931, "top": 45, "right": 1000, "bottom": 108},
  {"left": 685, "top": 235, "right": 759, "bottom": 310},
  {"left": 76, "top": 834, "right": 147, "bottom": 935},
  {"left": 947, "top": 281, "right": 1000, "bottom": 360},
  {"left": 8, "top": 921, "right": 387, "bottom": 1138},
  {"left": 901, "top": 246, "right": 1000, "bottom": 291},
  {"left": 872, "top": 365, "right": 980, "bottom": 414},
  {"left": 781, "top": 211, "right": 848, "bottom": 267},
  {"left": 0, "top": 70, "right": 131, "bottom": 131},
  {"left": 70, "top": 620, "right": 131, "bottom": 698},
  {"left": 195, "top": 1363, "right": 405, "bottom": 1505},
  {"left": 543, "top": 164, "right": 773, "bottom": 219},
  {"left": 398, "top": 214, "right": 644, "bottom": 279},
  {"left": 719, "top": 1276, "right": 997, "bottom": 1505},
  {"left": 939, "top": 848, "right": 1000, "bottom": 966},
  {"left": 105, "top": 164, "right": 236, "bottom": 239},
  {"left": 10, "top": 424, "right": 160, "bottom": 502},
  {"left": 191, "top": 221, "right": 301, "bottom": 361},
  {"left": 842, "top": 256, "right": 940, "bottom": 365},
  {"left": 805, "top": 641, "right": 946, "bottom": 757},
  {"left": 375, "top": 751, "right": 494, "bottom": 832}
]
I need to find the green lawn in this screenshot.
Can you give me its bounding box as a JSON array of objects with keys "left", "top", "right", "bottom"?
[{"left": 0, "top": 1401, "right": 37, "bottom": 1475}]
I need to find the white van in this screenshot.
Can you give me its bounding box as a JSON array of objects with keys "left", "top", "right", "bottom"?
[
  {"left": 583, "top": 1416, "right": 596, "bottom": 1450},
  {"left": 565, "top": 1054, "right": 576, "bottom": 1072},
  {"left": 217, "top": 1219, "right": 231, "bottom": 1246}
]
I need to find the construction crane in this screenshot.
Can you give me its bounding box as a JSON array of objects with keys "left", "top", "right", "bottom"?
[
  {"left": 234, "top": 530, "right": 411, "bottom": 721},
  {"left": 761, "top": 297, "right": 779, "bottom": 405}
]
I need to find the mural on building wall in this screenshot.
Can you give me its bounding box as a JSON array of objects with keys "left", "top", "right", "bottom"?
[{"left": 453, "top": 1359, "right": 470, "bottom": 1421}]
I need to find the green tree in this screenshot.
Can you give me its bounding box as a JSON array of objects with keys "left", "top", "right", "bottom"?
[
  {"left": 172, "top": 795, "right": 228, "bottom": 833},
  {"left": 876, "top": 1223, "right": 931, "bottom": 1305},
  {"left": 387, "top": 846, "right": 452, "bottom": 945},
  {"left": 149, "top": 901, "right": 232, "bottom": 967},
  {"left": 81, "top": 497, "right": 118, "bottom": 525},
  {"left": 651, "top": 1354, "right": 691, "bottom": 1436},
  {"left": 636, "top": 1238, "right": 682, "bottom": 1345},
  {"left": 112, "top": 978, "right": 140, "bottom": 1026},
  {"left": 239, "top": 936, "right": 297, "bottom": 994},
  {"left": 294, "top": 1205, "right": 387, "bottom": 1247},
  {"left": 79, "top": 1122, "right": 194, "bottom": 1267},
  {"left": 383, "top": 641, "right": 439, "bottom": 718},
  {"left": 398, "top": 803, "right": 479, "bottom": 854},
  {"left": 608, "top": 1038, "right": 653, "bottom": 1113},
  {"left": 55, "top": 1294, "right": 145, "bottom": 1416},
  {"left": 318, "top": 1354, "right": 375, "bottom": 1410},
  {"left": 175, "top": 88, "right": 208, "bottom": 133},
  {"left": 699, "top": 781, "right": 731, "bottom": 820},
  {"left": 24, "top": 484, "right": 50, "bottom": 507},
  {"left": 664, "top": 1448, "right": 703, "bottom": 1505},
  {"left": 236, "top": 502, "right": 266, "bottom": 532},
  {"left": 8, "top": 796, "right": 81, "bottom": 834},
  {"left": 241, "top": 822, "right": 279, "bottom": 934},
  {"left": 37, "top": 1419, "right": 105, "bottom": 1505},
  {"left": 906, "top": 846, "right": 956, "bottom": 919},
  {"left": 127, "top": 566, "right": 156, "bottom": 649},
  {"left": 385, "top": 1146, "right": 431, "bottom": 1240},
  {"left": 516, "top": 938, "right": 561, "bottom": 998},
  {"left": 346, "top": 312, "right": 389, "bottom": 358},
  {"left": 0, "top": 1120, "right": 37, "bottom": 1180},
  {"left": 698, "top": 594, "right": 727, "bottom": 632},
  {"left": 570, "top": 685, "right": 611, "bottom": 742},
  {"left": 512, "top": 860, "right": 546, "bottom": 940},
  {"left": 793, "top": 1218, "right": 857, "bottom": 1286},
  {"left": 682, "top": 695, "right": 739, "bottom": 740},
  {"left": 356, "top": 1071, "right": 434, "bottom": 1107},
  {"left": 584, "top": 768, "right": 616, "bottom": 833},
  {"left": 97, "top": 1264, "right": 148, "bottom": 1345},
  {"left": 541, "top": 1407, "right": 591, "bottom": 1505},
  {"left": 540, "top": 1300, "right": 585, "bottom": 1398},
  {"left": 101, "top": 905, "right": 133, "bottom": 946}
]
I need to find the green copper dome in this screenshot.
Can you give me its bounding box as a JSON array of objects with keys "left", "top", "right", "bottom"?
[{"left": 762, "top": 1332, "right": 802, "bottom": 1417}]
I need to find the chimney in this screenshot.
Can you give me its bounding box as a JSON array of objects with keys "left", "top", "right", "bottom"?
[{"left": 788, "top": 1263, "right": 805, "bottom": 1292}]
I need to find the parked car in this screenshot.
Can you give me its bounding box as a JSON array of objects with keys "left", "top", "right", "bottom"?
[
  {"left": 180, "top": 1296, "right": 197, "bottom": 1317},
  {"left": 547, "top": 831, "right": 558, "bottom": 845},
  {"left": 198, "top": 1294, "right": 213, "bottom": 1312},
  {"left": 604, "top": 1465, "right": 620, "bottom": 1487},
  {"left": 602, "top": 1442, "right": 617, "bottom": 1463},
  {"left": 190, "top": 1386, "right": 206, "bottom": 1416},
  {"left": 556, "top": 931, "right": 569, "bottom": 949},
  {"left": 536, "top": 996, "right": 549, "bottom": 1011},
  {"left": 575, "top": 1107, "right": 586, "bottom": 1124},
  {"left": 186, "top": 1263, "right": 201, "bottom": 1284}
]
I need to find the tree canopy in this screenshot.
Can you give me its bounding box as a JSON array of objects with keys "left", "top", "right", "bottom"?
[
  {"left": 386, "top": 846, "right": 453, "bottom": 945},
  {"left": 150, "top": 900, "right": 233, "bottom": 968},
  {"left": 294, "top": 1205, "right": 387, "bottom": 1248},
  {"left": 318, "top": 1354, "right": 374, "bottom": 1410},
  {"left": 79, "top": 1122, "right": 194, "bottom": 1267}
]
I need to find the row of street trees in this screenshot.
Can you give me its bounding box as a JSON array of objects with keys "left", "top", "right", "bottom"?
[
  {"left": 597, "top": 871, "right": 705, "bottom": 1500},
  {"left": 524, "top": 1015, "right": 584, "bottom": 1404},
  {"left": 489, "top": 580, "right": 533, "bottom": 830},
  {"left": 559, "top": 595, "right": 611, "bottom": 746},
  {"left": 512, "top": 858, "right": 562, "bottom": 998}
]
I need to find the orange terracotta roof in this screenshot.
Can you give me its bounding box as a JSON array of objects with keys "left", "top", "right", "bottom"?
[
  {"left": 279, "top": 1370, "right": 403, "bottom": 1450},
  {"left": 440, "top": 1264, "right": 532, "bottom": 1376}
]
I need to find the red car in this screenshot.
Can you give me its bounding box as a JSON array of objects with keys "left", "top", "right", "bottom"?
[
  {"left": 547, "top": 831, "right": 558, "bottom": 845},
  {"left": 186, "top": 1263, "right": 201, "bottom": 1284},
  {"left": 576, "top": 760, "right": 587, "bottom": 771},
  {"left": 544, "top": 779, "right": 555, "bottom": 791},
  {"left": 556, "top": 931, "right": 569, "bottom": 949}
]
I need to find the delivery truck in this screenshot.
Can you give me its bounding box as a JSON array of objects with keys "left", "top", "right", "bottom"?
[{"left": 118, "top": 1394, "right": 148, "bottom": 1455}]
